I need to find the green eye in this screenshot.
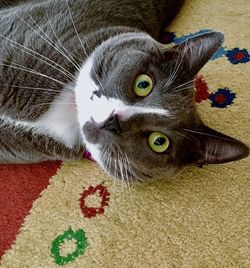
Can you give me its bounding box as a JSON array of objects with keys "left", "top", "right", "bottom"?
[
  {"left": 148, "top": 132, "right": 170, "bottom": 153},
  {"left": 134, "top": 74, "right": 153, "bottom": 97}
]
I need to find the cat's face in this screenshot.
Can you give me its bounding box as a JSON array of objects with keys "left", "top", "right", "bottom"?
[{"left": 75, "top": 32, "right": 249, "bottom": 181}]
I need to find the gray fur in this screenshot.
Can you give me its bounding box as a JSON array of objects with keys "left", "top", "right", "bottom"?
[{"left": 0, "top": 0, "right": 248, "bottom": 180}]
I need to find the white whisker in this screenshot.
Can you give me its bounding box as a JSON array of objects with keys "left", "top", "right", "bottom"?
[
  {"left": 33, "top": 102, "right": 76, "bottom": 108},
  {"left": 183, "top": 128, "right": 233, "bottom": 141},
  {"left": 164, "top": 45, "right": 186, "bottom": 90},
  {"left": 1, "top": 62, "right": 70, "bottom": 88},
  {"left": 122, "top": 152, "right": 133, "bottom": 205},
  {"left": 172, "top": 77, "right": 198, "bottom": 92},
  {"left": 7, "top": 84, "right": 73, "bottom": 96},
  {"left": 65, "top": 0, "right": 106, "bottom": 93},
  {"left": 13, "top": 9, "right": 80, "bottom": 73},
  {"left": 0, "top": 33, "right": 75, "bottom": 81},
  {"left": 45, "top": 11, "right": 81, "bottom": 71}
]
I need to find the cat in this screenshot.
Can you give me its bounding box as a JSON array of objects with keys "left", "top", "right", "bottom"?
[{"left": 0, "top": 0, "right": 249, "bottom": 181}]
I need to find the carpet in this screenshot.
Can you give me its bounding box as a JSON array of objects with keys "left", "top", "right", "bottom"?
[{"left": 0, "top": 0, "right": 249, "bottom": 267}]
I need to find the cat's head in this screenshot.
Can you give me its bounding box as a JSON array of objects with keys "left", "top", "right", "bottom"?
[{"left": 75, "top": 31, "right": 249, "bottom": 181}]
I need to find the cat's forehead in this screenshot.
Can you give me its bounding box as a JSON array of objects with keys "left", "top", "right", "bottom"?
[{"left": 92, "top": 34, "right": 165, "bottom": 74}]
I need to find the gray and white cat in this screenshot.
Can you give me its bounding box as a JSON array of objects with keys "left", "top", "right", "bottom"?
[{"left": 0, "top": 0, "right": 249, "bottom": 180}]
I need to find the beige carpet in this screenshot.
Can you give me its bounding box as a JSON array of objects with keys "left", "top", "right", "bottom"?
[{"left": 1, "top": 0, "right": 250, "bottom": 267}]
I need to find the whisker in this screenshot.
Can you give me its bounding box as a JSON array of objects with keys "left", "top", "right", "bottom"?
[
  {"left": 13, "top": 9, "right": 80, "bottom": 73},
  {"left": 106, "top": 149, "right": 118, "bottom": 202},
  {"left": 113, "top": 157, "right": 123, "bottom": 197},
  {"left": 171, "top": 77, "right": 198, "bottom": 91},
  {"left": 106, "top": 149, "right": 119, "bottom": 205},
  {"left": 175, "top": 130, "right": 198, "bottom": 143},
  {"left": 7, "top": 84, "right": 73, "bottom": 96},
  {"left": 122, "top": 152, "right": 133, "bottom": 205},
  {"left": 45, "top": 11, "right": 81, "bottom": 71},
  {"left": 164, "top": 44, "right": 187, "bottom": 90},
  {"left": 183, "top": 128, "right": 234, "bottom": 141},
  {"left": 165, "top": 51, "right": 182, "bottom": 88},
  {"left": 124, "top": 152, "right": 139, "bottom": 184},
  {"left": 121, "top": 152, "right": 133, "bottom": 205},
  {"left": 101, "top": 146, "right": 123, "bottom": 205},
  {"left": 65, "top": 0, "right": 87, "bottom": 57},
  {"left": 1, "top": 62, "right": 71, "bottom": 88},
  {"left": 0, "top": 33, "right": 75, "bottom": 81},
  {"left": 164, "top": 61, "right": 174, "bottom": 90},
  {"left": 65, "top": 0, "right": 106, "bottom": 93},
  {"left": 33, "top": 102, "right": 76, "bottom": 108},
  {"left": 172, "top": 86, "right": 194, "bottom": 93},
  {"left": 117, "top": 151, "right": 127, "bottom": 198},
  {"left": 170, "top": 47, "right": 186, "bottom": 83}
]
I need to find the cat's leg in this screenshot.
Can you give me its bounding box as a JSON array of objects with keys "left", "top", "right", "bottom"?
[{"left": 0, "top": 120, "right": 83, "bottom": 164}]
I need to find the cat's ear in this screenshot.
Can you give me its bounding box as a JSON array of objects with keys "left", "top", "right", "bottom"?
[
  {"left": 173, "top": 32, "right": 224, "bottom": 75},
  {"left": 182, "top": 125, "right": 249, "bottom": 165}
]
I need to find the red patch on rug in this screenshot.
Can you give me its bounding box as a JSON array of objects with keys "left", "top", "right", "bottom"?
[
  {"left": 195, "top": 75, "right": 210, "bottom": 103},
  {"left": 0, "top": 161, "right": 61, "bottom": 258}
]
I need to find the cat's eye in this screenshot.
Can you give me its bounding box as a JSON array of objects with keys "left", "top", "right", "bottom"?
[
  {"left": 148, "top": 132, "right": 170, "bottom": 153},
  {"left": 134, "top": 74, "right": 153, "bottom": 97}
]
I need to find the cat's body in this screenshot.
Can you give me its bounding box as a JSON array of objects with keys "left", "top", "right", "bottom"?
[
  {"left": 0, "top": 0, "right": 182, "bottom": 163},
  {"left": 0, "top": 0, "right": 248, "bottom": 180}
]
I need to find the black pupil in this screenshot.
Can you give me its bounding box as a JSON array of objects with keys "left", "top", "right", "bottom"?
[
  {"left": 154, "top": 137, "right": 166, "bottom": 146},
  {"left": 137, "top": 81, "right": 150, "bottom": 89}
]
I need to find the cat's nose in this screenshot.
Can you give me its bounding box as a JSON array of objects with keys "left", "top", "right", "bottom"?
[{"left": 102, "top": 113, "right": 122, "bottom": 134}]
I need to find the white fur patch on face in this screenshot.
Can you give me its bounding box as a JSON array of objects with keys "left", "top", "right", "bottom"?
[
  {"left": 74, "top": 56, "right": 102, "bottom": 161},
  {"left": 114, "top": 105, "right": 168, "bottom": 121}
]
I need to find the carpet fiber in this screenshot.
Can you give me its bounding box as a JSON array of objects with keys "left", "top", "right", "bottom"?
[{"left": 0, "top": 0, "right": 249, "bottom": 267}]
